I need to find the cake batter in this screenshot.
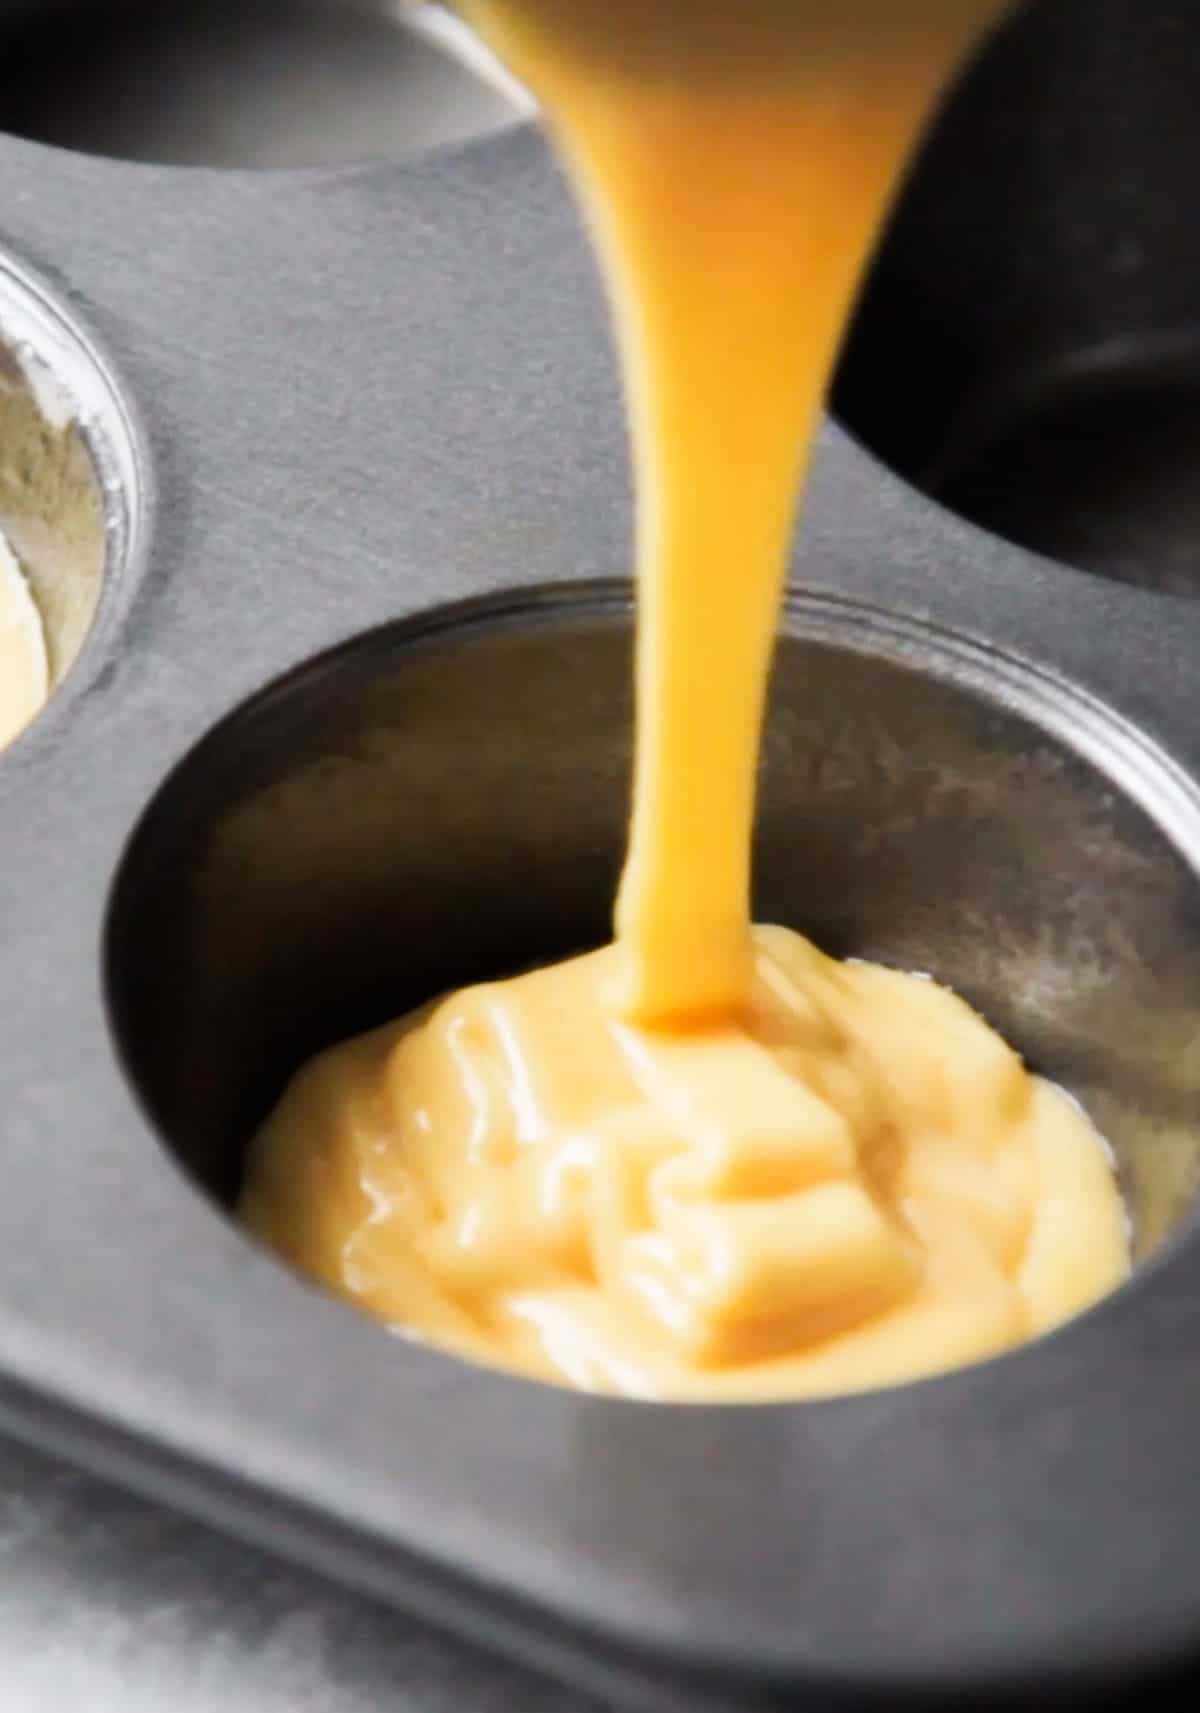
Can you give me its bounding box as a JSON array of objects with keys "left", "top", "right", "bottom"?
[
  {"left": 240, "top": 0, "right": 1129, "bottom": 1398},
  {"left": 0, "top": 526, "right": 47, "bottom": 750}
]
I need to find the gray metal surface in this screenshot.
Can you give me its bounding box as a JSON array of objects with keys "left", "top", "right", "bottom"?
[
  {"left": 0, "top": 1434, "right": 607, "bottom": 1713},
  {"left": 0, "top": 0, "right": 1199, "bottom": 1708}
]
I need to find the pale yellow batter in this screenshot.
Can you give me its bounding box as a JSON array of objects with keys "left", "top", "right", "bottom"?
[
  {"left": 464, "top": 0, "right": 1014, "bottom": 1027},
  {"left": 0, "top": 526, "right": 47, "bottom": 750},
  {"left": 239, "top": 0, "right": 1130, "bottom": 1398},
  {"left": 243, "top": 930, "right": 1127, "bottom": 1400}
]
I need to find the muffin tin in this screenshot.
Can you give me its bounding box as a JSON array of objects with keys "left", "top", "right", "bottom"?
[{"left": 5, "top": 0, "right": 1200, "bottom": 1707}]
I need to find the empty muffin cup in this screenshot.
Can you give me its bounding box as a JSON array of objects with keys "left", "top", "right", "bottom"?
[
  {"left": 0, "top": 0, "right": 524, "bottom": 168},
  {"left": 835, "top": 0, "right": 1200, "bottom": 593},
  {"left": 107, "top": 585, "right": 1200, "bottom": 1294}
]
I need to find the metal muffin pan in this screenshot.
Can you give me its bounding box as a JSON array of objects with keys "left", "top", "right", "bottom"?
[
  {"left": 0, "top": 0, "right": 525, "bottom": 168},
  {"left": 4, "top": 0, "right": 1200, "bottom": 1707}
]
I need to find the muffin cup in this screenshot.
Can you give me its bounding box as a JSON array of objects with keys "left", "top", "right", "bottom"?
[{"left": 0, "top": 15, "right": 1199, "bottom": 1701}]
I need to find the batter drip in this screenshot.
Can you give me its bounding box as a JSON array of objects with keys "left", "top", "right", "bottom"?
[{"left": 239, "top": 0, "right": 1129, "bottom": 1397}]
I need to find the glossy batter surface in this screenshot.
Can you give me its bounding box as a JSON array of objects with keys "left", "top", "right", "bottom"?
[
  {"left": 239, "top": 0, "right": 1130, "bottom": 1396},
  {"left": 242, "top": 929, "right": 1127, "bottom": 1399}
]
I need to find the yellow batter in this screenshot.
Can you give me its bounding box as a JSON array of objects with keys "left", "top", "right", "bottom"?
[
  {"left": 239, "top": 0, "right": 1130, "bottom": 1398},
  {"left": 243, "top": 930, "right": 1127, "bottom": 1400},
  {"left": 0, "top": 526, "right": 47, "bottom": 750},
  {"left": 465, "top": 0, "right": 1014, "bottom": 1026}
]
